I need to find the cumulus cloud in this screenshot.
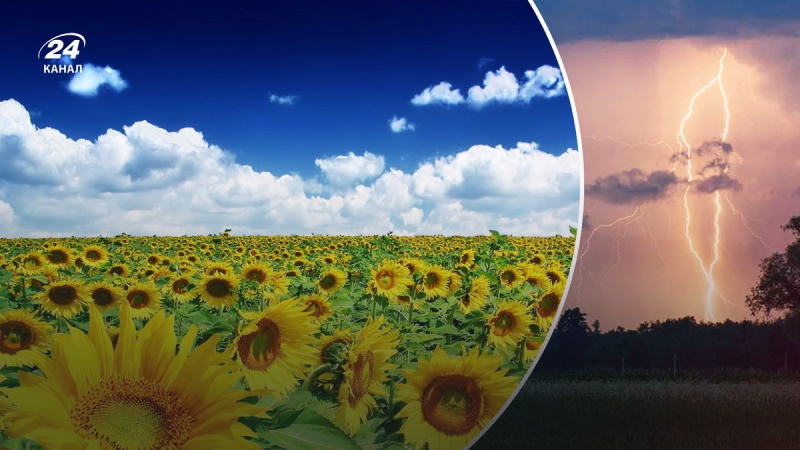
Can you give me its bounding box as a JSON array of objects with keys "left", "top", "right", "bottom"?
[
  {"left": 694, "top": 173, "right": 742, "bottom": 193},
  {"left": 388, "top": 116, "right": 415, "bottom": 133},
  {"left": 67, "top": 64, "right": 128, "bottom": 97},
  {"left": 269, "top": 94, "right": 298, "bottom": 105},
  {"left": 315, "top": 151, "right": 385, "bottom": 188},
  {"left": 414, "top": 66, "right": 565, "bottom": 109},
  {"left": 411, "top": 82, "right": 465, "bottom": 106},
  {"left": 587, "top": 169, "right": 679, "bottom": 204},
  {"left": 0, "top": 99, "right": 580, "bottom": 237}
]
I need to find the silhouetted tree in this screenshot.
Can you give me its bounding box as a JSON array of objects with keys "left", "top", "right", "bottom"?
[{"left": 747, "top": 216, "right": 800, "bottom": 316}]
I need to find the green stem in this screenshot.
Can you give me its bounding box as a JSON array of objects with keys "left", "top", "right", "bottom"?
[
  {"left": 516, "top": 339, "right": 525, "bottom": 370},
  {"left": 302, "top": 364, "right": 333, "bottom": 391}
]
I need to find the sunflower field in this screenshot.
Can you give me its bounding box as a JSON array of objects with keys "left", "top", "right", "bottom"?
[{"left": 0, "top": 230, "right": 573, "bottom": 450}]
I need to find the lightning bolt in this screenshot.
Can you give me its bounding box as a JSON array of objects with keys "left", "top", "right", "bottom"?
[
  {"left": 678, "top": 48, "right": 730, "bottom": 322},
  {"left": 576, "top": 205, "right": 642, "bottom": 296},
  {"left": 725, "top": 192, "right": 775, "bottom": 252}
]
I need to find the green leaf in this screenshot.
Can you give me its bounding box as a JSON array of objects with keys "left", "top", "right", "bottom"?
[
  {"left": 260, "top": 424, "right": 361, "bottom": 450},
  {"left": 569, "top": 225, "right": 578, "bottom": 237}
]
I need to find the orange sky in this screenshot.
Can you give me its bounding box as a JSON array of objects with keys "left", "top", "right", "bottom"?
[{"left": 561, "top": 37, "right": 800, "bottom": 329}]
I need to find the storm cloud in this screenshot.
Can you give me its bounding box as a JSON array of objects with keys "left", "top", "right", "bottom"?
[{"left": 586, "top": 169, "right": 679, "bottom": 205}]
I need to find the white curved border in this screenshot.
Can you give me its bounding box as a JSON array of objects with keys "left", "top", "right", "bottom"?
[
  {"left": 37, "top": 33, "right": 86, "bottom": 59},
  {"left": 465, "top": 0, "right": 585, "bottom": 448}
]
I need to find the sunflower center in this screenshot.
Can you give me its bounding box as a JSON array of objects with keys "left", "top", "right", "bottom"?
[
  {"left": 0, "top": 321, "right": 33, "bottom": 354},
  {"left": 246, "top": 270, "right": 265, "bottom": 283},
  {"left": 538, "top": 293, "right": 559, "bottom": 317},
  {"left": 319, "top": 274, "right": 336, "bottom": 289},
  {"left": 377, "top": 271, "right": 395, "bottom": 290},
  {"left": 500, "top": 271, "right": 516, "bottom": 283},
  {"left": 71, "top": 377, "right": 193, "bottom": 450},
  {"left": 493, "top": 312, "right": 515, "bottom": 335},
  {"left": 24, "top": 257, "right": 41, "bottom": 269},
  {"left": 349, "top": 350, "right": 374, "bottom": 405},
  {"left": 206, "top": 279, "right": 230, "bottom": 298},
  {"left": 147, "top": 256, "right": 159, "bottom": 265},
  {"left": 128, "top": 291, "right": 149, "bottom": 309},
  {"left": 86, "top": 250, "right": 102, "bottom": 261},
  {"left": 303, "top": 300, "right": 322, "bottom": 317},
  {"left": 92, "top": 288, "right": 115, "bottom": 306},
  {"left": 460, "top": 294, "right": 471, "bottom": 307},
  {"left": 460, "top": 254, "right": 469, "bottom": 264},
  {"left": 545, "top": 271, "right": 561, "bottom": 284},
  {"left": 526, "top": 338, "right": 541, "bottom": 351},
  {"left": 421, "top": 375, "right": 485, "bottom": 436},
  {"left": 49, "top": 250, "right": 67, "bottom": 264},
  {"left": 238, "top": 319, "right": 282, "bottom": 371},
  {"left": 172, "top": 279, "right": 189, "bottom": 294},
  {"left": 425, "top": 273, "right": 440, "bottom": 288},
  {"left": 110, "top": 266, "right": 124, "bottom": 276},
  {"left": 49, "top": 286, "right": 78, "bottom": 305}
]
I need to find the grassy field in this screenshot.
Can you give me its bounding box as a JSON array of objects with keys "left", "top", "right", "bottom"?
[{"left": 474, "top": 378, "right": 800, "bottom": 450}]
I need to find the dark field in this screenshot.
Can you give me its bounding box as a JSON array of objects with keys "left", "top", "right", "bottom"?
[{"left": 474, "top": 377, "right": 800, "bottom": 450}]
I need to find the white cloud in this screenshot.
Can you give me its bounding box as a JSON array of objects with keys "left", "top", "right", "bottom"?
[
  {"left": 269, "top": 94, "right": 298, "bottom": 105},
  {"left": 389, "top": 116, "right": 416, "bottom": 133},
  {"left": 411, "top": 82, "right": 465, "bottom": 106},
  {"left": 467, "top": 66, "right": 520, "bottom": 107},
  {"left": 314, "top": 151, "right": 385, "bottom": 188},
  {"left": 0, "top": 99, "right": 580, "bottom": 237},
  {"left": 413, "top": 65, "right": 566, "bottom": 108},
  {"left": 519, "top": 65, "right": 566, "bottom": 100},
  {"left": 67, "top": 64, "right": 128, "bottom": 97}
]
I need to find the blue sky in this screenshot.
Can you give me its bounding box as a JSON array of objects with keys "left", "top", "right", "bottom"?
[{"left": 0, "top": 0, "right": 580, "bottom": 237}]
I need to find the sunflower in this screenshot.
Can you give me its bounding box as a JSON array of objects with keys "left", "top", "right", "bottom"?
[
  {"left": 37, "top": 279, "right": 89, "bottom": 319},
  {"left": 421, "top": 265, "right": 451, "bottom": 299},
  {"left": 396, "top": 346, "right": 517, "bottom": 450},
  {"left": 459, "top": 276, "right": 490, "bottom": 314},
  {"left": 204, "top": 261, "right": 234, "bottom": 276},
  {"left": 0, "top": 309, "right": 52, "bottom": 368},
  {"left": 398, "top": 258, "right": 426, "bottom": 276},
  {"left": 2, "top": 304, "right": 264, "bottom": 450},
  {"left": 521, "top": 263, "right": 552, "bottom": 291},
  {"left": 231, "top": 300, "right": 319, "bottom": 397},
  {"left": 106, "top": 263, "right": 131, "bottom": 279},
  {"left": 144, "top": 253, "right": 162, "bottom": 266},
  {"left": 486, "top": 300, "right": 533, "bottom": 349},
  {"left": 240, "top": 262, "right": 272, "bottom": 286},
  {"left": 529, "top": 253, "right": 546, "bottom": 266},
  {"left": 124, "top": 282, "right": 162, "bottom": 319},
  {"left": 43, "top": 245, "right": 74, "bottom": 269},
  {"left": 86, "top": 281, "right": 125, "bottom": 312},
  {"left": 162, "top": 273, "right": 196, "bottom": 304},
  {"left": 535, "top": 282, "right": 565, "bottom": 328},
  {"left": 270, "top": 272, "right": 291, "bottom": 298},
  {"left": 368, "top": 261, "right": 413, "bottom": 302},
  {"left": 524, "top": 333, "right": 543, "bottom": 362},
  {"left": 317, "top": 329, "right": 353, "bottom": 366},
  {"left": 81, "top": 245, "right": 109, "bottom": 268},
  {"left": 457, "top": 249, "right": 476, "bottom": 268},
  {"left": 317, "top": 268, "right": 347, "bottom": 295},
  {"left": 199, "top": 274, "right": 239, "bottom": 310},
  {"left": 545, "top": 265, "right": 566, "bottom": 286},
  {"left": 335, "top": 315, "right": 399, "bottom": 435},
  {"left": 447, "top": 272, "right": 462, "bottom": 296},
  {"left": 299, "top": 294, "right": 334, "bottom": 323},
  {"left": 16, "top": 251, "right": 45, "bottom": 275},
  {"left": 498, "top": 266, "right": 524, "bottom": 290}
]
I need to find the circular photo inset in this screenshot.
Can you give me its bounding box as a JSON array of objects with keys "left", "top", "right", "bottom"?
[{"left": 0, "top": 1, "right": 581, "bottom": 449}]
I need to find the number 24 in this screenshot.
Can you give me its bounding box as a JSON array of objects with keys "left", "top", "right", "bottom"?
[{"left": 44, "top": 39, "right": 81, "bottom": 59}]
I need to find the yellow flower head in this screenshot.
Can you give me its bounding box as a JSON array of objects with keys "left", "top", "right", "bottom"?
[
  {"left": 3, "top": 304, "right": 265, "bottom": 449},
  {"left": 0, "top": 309, "right": 52, "bottom": 368},
  {"left": 486, "top": 300, "right": 534, "bottom": 349},
  {"left": 396, "top": 346, "right": 518, "bottom": 450}
]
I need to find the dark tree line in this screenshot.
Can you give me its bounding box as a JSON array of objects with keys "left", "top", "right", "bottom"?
[{"left": 538, "top": 216, "right": 800, "bottom": 373}]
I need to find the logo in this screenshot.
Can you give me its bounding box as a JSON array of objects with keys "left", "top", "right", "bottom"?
[{"left": 38, "top": 33, "right": 85, "bottom": 74}]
